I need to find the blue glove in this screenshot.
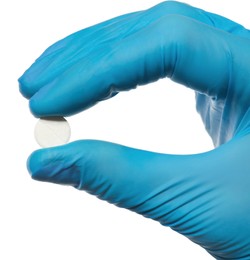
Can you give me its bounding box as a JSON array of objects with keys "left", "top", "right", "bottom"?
[{"left": 19, "top": 1, "right": 250, "bottom": 259}]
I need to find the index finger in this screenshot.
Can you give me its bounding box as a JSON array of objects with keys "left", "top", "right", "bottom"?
[{"left": 18, "top": 1, "right": 248, "bottom": 117}]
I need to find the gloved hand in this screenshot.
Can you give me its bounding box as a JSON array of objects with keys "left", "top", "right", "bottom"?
[{"left": 19, "top": 1, "right": 250, "bottom": 259}]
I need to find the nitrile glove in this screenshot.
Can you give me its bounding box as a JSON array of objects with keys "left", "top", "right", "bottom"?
[{"left": 19, "top": 1, "right": 250, "bottom": 259}]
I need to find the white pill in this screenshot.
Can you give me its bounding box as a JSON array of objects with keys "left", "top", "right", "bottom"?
[{"left": 34, "top": 117, "right": 71, "bottom": 148}]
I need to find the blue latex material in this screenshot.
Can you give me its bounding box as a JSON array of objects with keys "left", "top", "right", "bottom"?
[{"left": 19, "top": 2, "right": 250, "bottom": 259}]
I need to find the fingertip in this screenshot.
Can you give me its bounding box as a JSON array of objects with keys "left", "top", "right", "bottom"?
[
  {"left": 29, "top": 86, "right": 61, "bottom": 118},
  {"left": 29, "top": 95, "right": 43, "bottom": 118},
  {"left": 29, "top": 83, "right": 82, "bottom": 117},
  {"left": 26, "top": 144, "right": 82, "bottom": 186},
  {"left": 18, "top": 75, "right": 33, "bottom": 99},
  {"left": 27, "top": 148, "right": 60, "bottom": 182},
  {"left": 27, "top": 149, "right": 44, "bottom": 180}
]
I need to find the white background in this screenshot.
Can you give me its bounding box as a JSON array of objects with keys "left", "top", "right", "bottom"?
[{"left": 1, "top": 0, "right": 249, "bottom": 259}]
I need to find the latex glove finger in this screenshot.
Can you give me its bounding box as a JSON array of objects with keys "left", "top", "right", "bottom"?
[
  {"left": 20, "top": 15, "right": 235, "bottom": 117},
  {"left": 18, "top": 1, "right": 249, "bottom": 99},
  {"left": 27, "top": 137, "right": 250, "bottom": 259},
  {"left": 18, "top": 2, "right": 249, "bottom": 116}
]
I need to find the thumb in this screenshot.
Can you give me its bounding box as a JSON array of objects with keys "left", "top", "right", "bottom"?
[
  {"left": 28, "top": 140, "right": 215, "bottom": 218},
  {"left": 27, "top": 138, "right": 250, "bottom": 259}
]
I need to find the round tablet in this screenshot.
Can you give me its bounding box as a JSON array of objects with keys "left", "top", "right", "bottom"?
[{"left": 34, "top": 117, "right": 71, "bottom": 148}]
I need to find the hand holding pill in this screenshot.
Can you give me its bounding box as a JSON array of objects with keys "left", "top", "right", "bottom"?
[{"left": 19, "top": 2, "right": 250, "bottom": 259}]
